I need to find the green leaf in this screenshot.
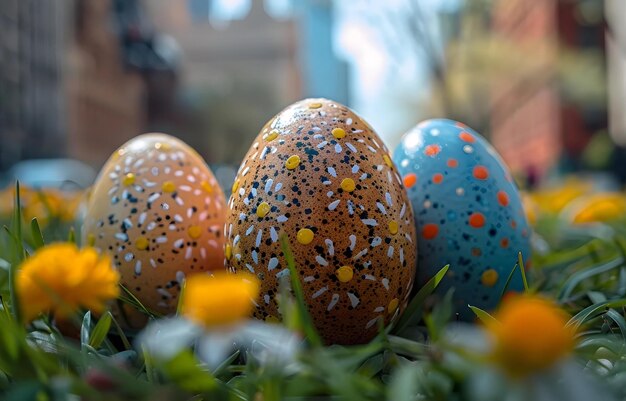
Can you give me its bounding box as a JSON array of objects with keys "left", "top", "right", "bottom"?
[
  {"left": 388, "top": 363, "right": 419, "bottom": 401},
  {"left": 81, "top": 311, "right": 92, "bottom": 348},
  {"left": 392, "top": 264, "right": 449, "bottom": 335},
  {"left": 558, "top": 257, "right": 624, "bottom": 301},
  {"left": 424, "top": 288, "right": 454, "bottom": 341},
  {"left": 67, "top": 227, "right": 76, "bottom": 244},
  {"left": 29, "top": 218, "right": 45, "bottom": 250},
  {"left": 356, "top": 353, "right": 385, "bottom": 378},
  {"left": 567, "top": 299, "right": 626, "bottom": 330},
  {"left": 387, "top": 335, "right": 428, "bottom": 358},
  {"left": 1, "top": 380, "right": 43, "bottom": 401},
  {"left": 89, "top": 311, "right": 112, "bottom": 349},
  {"left": 280, "top": 234, "right": 323, "bottom": 347},
  {"left": 212, "top": 350, "right": 239, "bottom": 377},
  {"left": 142, "top": 345, "right": 158, "bottom": 384},
  {"left": 161, "top": 351, "right": 217, "bottom": 392},
  {"left": 603, "top": 308, "right": 626, "bottom": 343},
  {"left": 0, "top": 312, "right": 20, "bottom": 362},
  {"left": 468, "top": 305, "right": 498, "bottom": 326}
]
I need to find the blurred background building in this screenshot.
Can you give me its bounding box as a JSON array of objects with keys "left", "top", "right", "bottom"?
[
  {"left": 0, "top": 0, "right": 623, "bottom": 189},
  {"left": 491, "top": 0, "right": 607, "bottom": 178},
  {"left": 0, "top": 0, "right": 67, "bottom": 171}
]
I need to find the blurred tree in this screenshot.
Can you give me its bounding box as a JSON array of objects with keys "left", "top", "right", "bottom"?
[
  {"left": 374, "top": 0, "right": 608, "bottom": 179},
  {"left": 380, "top": 0, "right": 606, "bottom": 131}
]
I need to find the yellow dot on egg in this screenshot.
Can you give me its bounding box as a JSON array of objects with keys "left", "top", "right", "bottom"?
[
  {"left": 340, "top": 178, "right": 356, "bottom": 192},
  {"left": 388, "top": 220, "right": 399, "bottom": 235},
  {"left": 122, "top": 173, "right": 135, "bottom": 186},
  {"left": 309, "top": 102, "right": 322, "bottom": 109},
  {"left": 265, "top": 130, "right": 279, "bottom": 142},
  {"left": 155, "top": 142, "right": 171, "bottom": 151},
  {"left": 332, "top": 128, "right": 346, "bottom": 139},
  {"left": 285, "top": 155, "right": 301, "bottom": 170},
  {"left": 113, "top": 148, "right": 125, "bottom": 160},
  {"left": 225, "top": 244, "right": 232, "bottom": 260},
  {"left": 200, "top": 180, "right": 213, "bottom": 194},
  {"left": 297, "top": 228, "right": 314, "bottom": 245},
  {"left": 481, "top": 269, "right": 499, "bottom": 287},
  {"left": 135, "top": 236, "right": 149, "bottom": 251},
  {"left": 188, "top": 225, "right": 202, "bottom": 239},
  {"left": 162, "top": 181, "right": 176, "bottom": 193},
  {"left": 87, "top": 233, "right": 96, "bottom": 247},
  {"left": 388, "top": 298, "right": 399, "bottom": 315},
  {"left": 336, "top": 265, "right": 354, "bottom": 283},
  {"left": 231, "top": 179, "right": 240, "bottom": 194},
  {"left": 383, "top": 154, "right": 393, "bottom": 168},
  {"left": 256, "top": 202, "right": 271, "bottom": 218}
]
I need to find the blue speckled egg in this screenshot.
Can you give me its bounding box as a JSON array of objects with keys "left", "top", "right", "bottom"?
[{"left": 393, "top": 119, "right": 531, "bottom": 319}]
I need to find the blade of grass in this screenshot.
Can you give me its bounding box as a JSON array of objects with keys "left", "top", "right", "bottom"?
[
  {"left": 89, "top": 311, "right": 112, "bottom": 349},
  {"left": 119, "top": 284, "right": 162, "bottom": 319},
  {"left": 604, "top": 309, "right": 626, "bottom": 343},
  {"left": 7, "top": 181, "right": 24, "bottom": 322},
  {"left": 392, "top": 264, "right": 449, "bottom": 335},
  {"left": 499, "top": 263, "right": 519, "bottom": 301},
  {"left": 558, "top": 257, "right": 624, "bottom": 301},
  {"left": 67, "top": 227, "right": 76, "bottom": 244},
  {"left": 176, "top": 278, "right": 186, "bottom": 316},
  {"left": 518, "top": 252, "right": 529, "bottom": 291},
  {"left": 212, "top": 350, "right": 240, "bottom": 376},
  {"left": 468, "top": 305, "right": 498, "bottom": 326},
  {"left": 279, "top": 234, "right": 322, "bottom": 347},
  {"left": 567, "top": 299, "right": 626, "bottom": 330},
  {"left": 142, "top": 345, "right": 158, "bottom": 384},
  {"left": 30, "top": 218, "right": 45, "bottom": 249},
  {"left": 109, "top": 313, "right": 132, "bottom": 350},
  {"left": 80, "top": 311, "right": 92, "bottom": 348}
]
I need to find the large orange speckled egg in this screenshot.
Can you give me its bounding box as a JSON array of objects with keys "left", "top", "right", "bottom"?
[
  {"left": 225, "top": 99, "right": 417, "bottom": 344},
  {"left": 82, "top": 133, "right": 226, "bottom": 328}
]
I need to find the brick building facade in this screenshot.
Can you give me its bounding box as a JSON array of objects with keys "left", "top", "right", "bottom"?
[{"left": 491, "top": 0, "right": 607, "bottom": 178}]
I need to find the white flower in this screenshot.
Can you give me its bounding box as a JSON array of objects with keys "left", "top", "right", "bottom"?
[{"left": 137, "top": 318, "right": 302, "bottom": 371}]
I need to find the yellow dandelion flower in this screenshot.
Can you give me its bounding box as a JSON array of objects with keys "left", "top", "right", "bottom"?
[
  {"left": 57, "top": 190, "right": 86, "bottom": 222},
  {"left": 530, "top": 178, "right": 591, "bottom": 214},
  {"left": 520, "top": 193, "right": 538, "bottom": 226},
  {"left": 562, "top": 193, "right": 626, "bottom": 224},
  {"left": 0, "top": 185, "right": 14, "bottom": 217},
  {"left": 0, "top": 185, "right": 85, "bottom": 226},
  {"left": 486, "top": 295, "right": 575, "bottom": 378},
  {"left": 17, "top": 243, "right": 120, "bottom": 322},
  {"left": 182, "top": 271, "right": 260, "bottom": 328}
]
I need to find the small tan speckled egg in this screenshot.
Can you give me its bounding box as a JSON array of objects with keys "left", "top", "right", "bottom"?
[
  {"left": 82, "top": 133, "right": 226, "bottom": 328},
  {"left": 225, "top": 98, "right": 418, "bottom": 344}
]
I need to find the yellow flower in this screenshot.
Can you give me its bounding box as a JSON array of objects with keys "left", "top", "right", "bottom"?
[
  {"left": 0, "top": 185, "right": 85, "bottom": 225},
  {"left": 530, "top": 178, "right": 591, "bottom": 214},
  {"left": 520, "top": 193, "right": 538, "bottom": 226},
  {"left": 562, "top": 193, "right": 626, "bottom": 224},
  {"left": 182, "top": 272, "right": 260, "bottom": 328},
  {"left": 17, "top": 243, "right": 120, "bottom": 322},
  {"left": 486, "top": 295, "right": 575, "bottom": 378},
  {"left": 0, "top": 186, "right": 14, "bottom": 217}
]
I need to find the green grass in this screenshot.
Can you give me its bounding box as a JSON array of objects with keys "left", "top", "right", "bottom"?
[{"left": 1, "top": 184, "right": 626, "bottom": 400}]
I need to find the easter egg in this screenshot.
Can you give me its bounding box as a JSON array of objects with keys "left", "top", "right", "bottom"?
[
  {"left": 82, "top": 133, "right": 226, "bottom": 327},
  {"left": 225, "top": 98, "right": 417, "bottom": 344},
  {"left": 393, "top": 119, "right": 531, "bottom": 320}
]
